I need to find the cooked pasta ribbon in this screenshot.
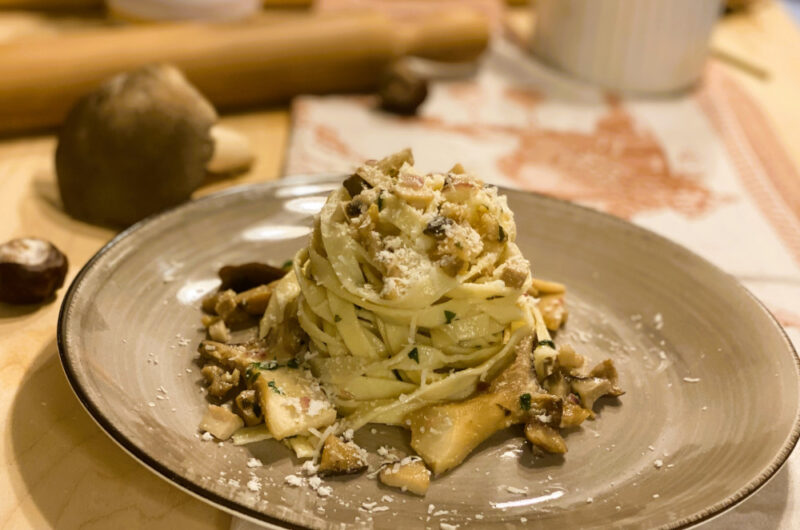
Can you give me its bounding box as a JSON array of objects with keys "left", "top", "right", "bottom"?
[{"left": 260, "top": 149, "right": 536, "bottom": 431}]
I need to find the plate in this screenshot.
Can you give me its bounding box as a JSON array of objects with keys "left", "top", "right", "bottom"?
[{"left": 58, "top": 175, "right": 800, "bottom": 529}]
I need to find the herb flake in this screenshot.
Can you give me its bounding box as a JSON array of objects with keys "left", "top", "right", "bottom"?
[
  {"left": 498, "top": 225, "right": 507, "bottom": 242},
  {"left": 282, "top": 260, "right": 293, "bottom": 269},
  {"left": 334, "top": 314, "right": 342, "bottom": 322},
  {"left": 408, "top": 347, "right": 419, "bottom": 363},
  {"left": 537, "top": 339, "right": 556, "bottom": 349},
  {"left": 246, "top": 362, "right": 260, "bottom": 382},
  {"left": 268, "top": 380, "right": 284, "bottom": 395},
  {"left": 246, "top": 358, "right": 297, "bottom": 380},
  {"left": 444, "top": 310, "right": 456, "bottom": 324},
  {"left": 377, "top": 193, "right": 384, "bottom": 211},
  {"left": 519, "top": 393, "right": 532, "bottom": 411}
]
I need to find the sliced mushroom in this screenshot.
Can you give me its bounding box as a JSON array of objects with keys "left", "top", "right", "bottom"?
[
  {"left": 199, "top": 404, "right": 243, "bottom": 440},
  {"left": 556, "top": 344, "right": 585, "bottom": 372},
  {"left": 211, "top": 288, "right": 252, "bottom": 328},
  {"left": 201, "top": 364, "right": 240, "bottom": 398},
  {"left": 198, "top": 338, "right": 277, "bottom": 373},
  {"left": 570, "top": 359, "right": 624, "bottom": 411},
  {"left": 218, "top": 262, "right": 286, "bottom": 292},
  {"left": 374, "top": 148, "right": 413, "bottom": 178},
  {"left": 525, "top": 421, "right": 567, "bottom": 454},
  {"left": 379, "top": 458, "right": 431, "bottom": 495},
  {"left": 539, "top": 294, "right": 568, "bottom": 331},
  {"left": 560, "top": 402, "right": 593, "bottom": 427},
  {"left": 208, "top": 319, "right": 231, "bottom": 343},
  {"left": 233, "top": 389, "right": 262, "bottom": 426},
  {"left": 318, "top": 435, "right": 368, "bottom": 476},
  {"left": 201, "top": 291, "right": 221, "bottom": 314},
  {"left": 237, "top": 284, "right": 272, "bottom": 315},
  {"left": 342, "top": 174, "right": 372, "bottom": 198},
  {"left": 543, "top": 371, "right": 570, "bottom": 399},
  {"left": 527, "top": 277, "right": 566, "bottom": 297}
]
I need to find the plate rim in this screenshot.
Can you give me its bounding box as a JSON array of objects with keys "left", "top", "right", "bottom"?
[{"left": 57, "top": 175, "right": 800, "bottom": 530}]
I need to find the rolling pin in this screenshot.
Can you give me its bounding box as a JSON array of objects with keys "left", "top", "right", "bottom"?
[{"left": 0, "top": 9, "right": 488, "bottom": 135}]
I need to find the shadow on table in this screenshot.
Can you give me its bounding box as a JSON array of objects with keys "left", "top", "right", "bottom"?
[
  {"left": 0, "top": 302, "right": 45, "bottom": 319},
  {"left": 6, "top": 338, "right": 230, "bottom": 529}
]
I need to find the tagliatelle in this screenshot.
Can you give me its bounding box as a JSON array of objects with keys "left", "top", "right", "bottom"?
[
  {"left": 196, "top": 150, "right": 623, "bottom": 488},
  {"left": 259, "top": 149, "right": 536, "bottom": 432}
]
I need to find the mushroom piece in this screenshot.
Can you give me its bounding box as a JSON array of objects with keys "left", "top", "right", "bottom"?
[
  {"left": 199, "top": 404, "right": 243, "bottom": 440},
  {"left": 218, "top": 262, "right": 286, "bottom": 292},
  {"left": 378, "top": 61, "right": 429, "bottom": 115},
  {"left": 200, "top": 364, "right": 241, "bottom": 398},
  {"left": 524, "top": 421, "right": 567, "bottom": 454},
  {"left": 318, "top": 435, "right": 368, "bottom": 476},
  {"left": 233, "top": 389, "right": 262, "bottom": 426},
  {"left": 56, "top": 64, "right": 254, "bottom": 227},
  {"left": 379, "top": 458, "right": 431, "bottom": 495},
  {"left": 0, "top": 237, "right": 68, "bottom": 304},
  {"left": 570, "top": 359, "right": 624, "bottom": 410}
]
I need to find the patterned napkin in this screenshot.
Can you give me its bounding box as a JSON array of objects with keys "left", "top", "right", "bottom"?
[{"left": 235, "top": 37, "right": 800, "bottom": 530}]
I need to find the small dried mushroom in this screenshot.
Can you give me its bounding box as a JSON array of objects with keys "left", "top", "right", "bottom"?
[
  {"left": 0, "top": 238, "right": 68, "bottom": 304},
  {"left": 378, "top": 61, "right": 429, "bottom": 115}
]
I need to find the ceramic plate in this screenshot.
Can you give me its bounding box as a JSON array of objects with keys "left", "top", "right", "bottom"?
[{"left": 58, "top": 175, "right": 800, "bottom": 529}]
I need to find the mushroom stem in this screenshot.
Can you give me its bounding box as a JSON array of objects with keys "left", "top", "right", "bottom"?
[{"left": 207, "top": 125, "right": 255, "bottom": 175}]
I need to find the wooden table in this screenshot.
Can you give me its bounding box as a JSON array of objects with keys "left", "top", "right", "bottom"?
[{"left": 2, "top": 2, "right": 799, "bottom": 528}]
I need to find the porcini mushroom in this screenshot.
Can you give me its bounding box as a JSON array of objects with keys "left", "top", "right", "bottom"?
[{"left": 56, "top": 64, "right": 253, "bottom": 227}]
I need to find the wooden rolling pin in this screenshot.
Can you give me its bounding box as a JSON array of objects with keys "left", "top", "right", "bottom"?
[
  {"left": 0, "top": 0, "right": 311, "bottom": 8},
  {"left": 0, "top": 9, "right": 488, "bottom": 135}
]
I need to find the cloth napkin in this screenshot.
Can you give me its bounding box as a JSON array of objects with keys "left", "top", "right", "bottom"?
[{"left": 235, "top": 38, "right": 800, "bottom": 530}]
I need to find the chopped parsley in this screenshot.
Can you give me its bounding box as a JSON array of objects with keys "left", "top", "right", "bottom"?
[
  {"left": 408, "top": 347, "right": 419, "bottom": 363},
  {"left": 377, "top": 192, "right": 384, "bottom": 211},
  {"left": 444, "top": 310, "right": 456, "bottom": 324},
  {"left": 334, "top": 314, "right": 342, "bottom": 322},
  {"left": 245, "top": 363, "right": 260, "bottom": 382},
  {"left": 258, "top": 360, "right": 280, "bottom": 370},
  {"left": 282, "top": 260, "right": 293, "bottom": 269},
  {"left": 246, "top": 358, "right": 298, "bottom": 380},
  {"left": 537, "top": 339, "right": 556, "bottom": 349},
  {"left": 498, "top": 225, "right": 507, "bottom": 242},
  {"left": 393, "top": 369, "right": 403, "bottom": 381},
  {"left": 268, "top": 380, "right": 284, "bottom": 395},
  {"left": 519, "top": 393, "right": 532, "bottom": 411}
]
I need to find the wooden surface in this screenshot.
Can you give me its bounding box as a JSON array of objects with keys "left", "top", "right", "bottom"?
[{"left": 1, "top": 2, "right": 800, "bottom": 529}]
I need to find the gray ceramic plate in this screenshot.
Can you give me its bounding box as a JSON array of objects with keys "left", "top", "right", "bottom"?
[{"left": 58, "top": 175, "right": 800, "bottom": 529}]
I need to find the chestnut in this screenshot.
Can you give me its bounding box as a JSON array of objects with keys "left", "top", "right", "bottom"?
[{"left": 0, "top": 238, "right": 68, "bottom": 304}]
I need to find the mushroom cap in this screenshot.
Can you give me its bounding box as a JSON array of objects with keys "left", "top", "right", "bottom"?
[{"left": 56, "top": 64, "right": 217, "bottom": 227}]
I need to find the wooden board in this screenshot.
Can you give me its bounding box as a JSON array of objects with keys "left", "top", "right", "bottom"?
[
  {"left": 2, "top": 2, "right": 800, "bottom": 528},
  {"left": 0, "top": 109, "right": 288, "bottom": 529}
]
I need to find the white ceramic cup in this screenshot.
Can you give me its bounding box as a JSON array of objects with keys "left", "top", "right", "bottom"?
[{"left": 531, "top": 0, "right": 723, "bottom": 94}]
